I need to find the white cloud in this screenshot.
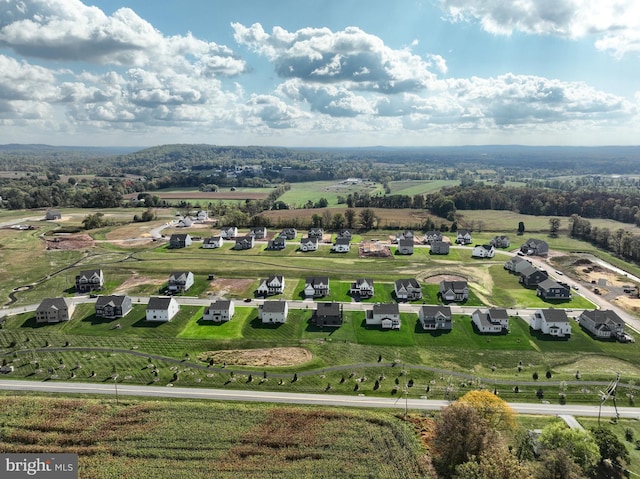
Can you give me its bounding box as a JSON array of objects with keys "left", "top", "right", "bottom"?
[
  {"left": 439, "top": 0, "right": 640, "bottom": 57},
  {"left": 233, "top": 23, "right": 438, "bottom": 93},
  {"left": 0, "top": 0, "right": 248, "bottom": 73}
]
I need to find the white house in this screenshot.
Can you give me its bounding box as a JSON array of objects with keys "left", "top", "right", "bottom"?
[
  {"left": 304, "top": 277, "right": 330, "bottom": 298},
  {"left": 471, "top": 244, "right": 495, "bottom": 258},
  {"left": 196, "top": 210, "right": 209, "bottom": 222},
  {"left": 332, "top": 237, "right": 350, "bottom": 253},
  {"left": 350, "top": 278, "right": 375, "bottom": 298},
  {"left": 259, "top": 300, "right": 288, "bottom": 324},
  {"left": 300, "top": 237, "right": 319, "bottom": 252},
  {"left": 439, "top": 280, "right": 469, "bottom": 302},
  {"left": 203, "top": 300, "right": 235, "bottom": 322},
  {"left": 220, "top": 226, "right": 238, "bottom": 239},
  {"left": 168, "top": 271, "right": 194, "bottom": 293},
  {"left": 249, "top": 226, "right": 267, "bottom": 239},
  {"left": 35, "top": 298, "right": 75, "bottom": 323},
  {"left": 202, "top": 236, "right": 223, "bottom": 249},
  {"left": 146, "top": 297, "right": 180, "bottom": 322},
  {"left": 366, "top": 303, "right": 401, "bottom": 330},
  {"left": 471, "top": 308, "right": 509, "bottom": 334},
  {"left": 530, "top": 308, "right": 571, "bottom": 338},
  {"left": 256, "top": 275, "right": 285, "bottom": 296}
]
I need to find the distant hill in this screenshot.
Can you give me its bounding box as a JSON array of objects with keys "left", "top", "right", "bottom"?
[{"left": 0, "top": 144, "right": 142, "bottom": 156}]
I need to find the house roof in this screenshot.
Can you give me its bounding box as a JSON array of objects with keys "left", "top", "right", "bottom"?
[
  {"left": 396, "top": 278, "right": 420, "bottom": 289},
  {"left": 420, "top": 305, "right": 451, "bottom": 318},
  {"left": 354, "top": 278, "right": 374, "bottom": 288},
  {"left": 316, "top": 302, "right": 340, "bottom": 317},
  {"left": 300, "top": 237, "right": 318, "bottom": 244},
  {"left": 169, "top": 271, "right": 192, "bottom": 282},
  {"left": 306, "top": 276, "right": 329, "bottom": 287},
  {"left": 581, "top": 309, "right": 624, "bottom": 327},
  {"left": 95, "top": 295, "right": 129, "bottom": 308},
  {"left": 334, "top": 237, "right": 350, "bottom": 246},
  {"left": 520, "top": 265, "right": 547, "bottom": 278},
  {"left": 261, "top": 300, "right": 287, "bottom": 313},
  {"left": 440, "top": 280, "right": 468, "bottom": 291},
  {"left": 170, "top": 233, "right": 190, "bottom": 241},
  {"left": 208, "top": 300, "right": 232, "bottom": 311},
  {"left": 537, "top": 279, "right": 569, "bottom": 291},
  {"left": 147, "top": 297, "right": 175, "bottom": 310},
  {"left": 266, "top": 274, "right": 284, "bottom": 283},
  {"left": 457, "top": 230, "right": 471, "bottom": 236},
  {"left": 539, "top": 308, "right": 569, "bottom": 323},
  {"left": 398, "top": 238, "right": 414, "bottom": 247},
  {"left": 474, "top": 244, "right": 494, "bottom": 251},
  {"left": 372, "top": 303, "right": 399, "bottom": 315},
  {"left": 37, "top": 297, "right": 69, "bottom": 312},
  {"left": 203, "top": 236, "right": 222, "bottom": 244},
  {"left": 77, "top": 269, "right": 102, "bottom": 279},
  {"left": 488, "top": 308, "right": 509, "bottom": 320}
]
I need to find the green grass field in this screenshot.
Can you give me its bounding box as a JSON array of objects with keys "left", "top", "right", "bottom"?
[{"left": 0, "top": 395, "right": 430, "bottom": 479}]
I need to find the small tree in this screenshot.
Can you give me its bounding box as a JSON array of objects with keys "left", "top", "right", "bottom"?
[
  {"left": 532, "top": 371, "right": 539, "bottom": 381},
  {"left": 546, "top": 370, "right": 552, "bottom": 379},
  {"left": 549, "top": 217, "right": 561, "bottom": 237},
  {"left": 518, "top": 221, "right": 525, "bottom": 235}
]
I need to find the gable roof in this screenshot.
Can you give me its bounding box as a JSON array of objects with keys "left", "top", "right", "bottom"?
[
  {"left": 77, "top": 269, "right": 102, "bottom": 279},
  {"left": 440, "top": 280, "right": 468, "bottom": 291},
  {"left": 147, "top": 297, "right": 175, "bottom": 310},
  {"left": 372, "top": 303, "right": 400, "bottom": 315},
  {"left": 581, "top": 309, "right": 624, "bottom": 327},
  {"left": 169, "top": 271, "right": 192, "bottom": 282},
  {"left": 261, "top": 301, "right": 287, "bottom": 313},
  {"left": 306, "top": 276, "right": 329, "bottom": 287},
  {"left": 37, "top": 297, "right": 69, "bottom": 312},
  {"left": 95, "top": 295, "right": 129, "bottom": 308},
  {"left": 539, "top": 308, "right": 569, "bottom": 323},
  {"left": 316, "top": 302, "right": 340, "bottom": 317},
  {"left": 208, "top": 300, "right": 232, "bottom": 311},
  {"left": 420, "top": 305, "right": 451, "bottom": 318}
]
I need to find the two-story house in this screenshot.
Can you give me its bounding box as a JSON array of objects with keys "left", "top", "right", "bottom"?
[
  {"left": 203, "top": 300, "right": 235, "bottom": 322},
  {"left": 169, "top": 233, "right": 192, "bottom": 249},
  {"left": 424, "top": 230, "right": 442, "bottom": 245},
  {"left": 418, "top": 305, "right": 452, "bottom": 331},
  {"left": 394, "top": 279, "right": 422, "bottom": 301},
  {"left": 366, "top": 303, "right": 401, "bottom": 330},
  {"left": 267, "top": 237, "right": 286, "bottom": 250},
  {"left": 520, "top": 238, "right": 549, "bottom": 256},
  {"left": 332, "top": 237, "right": 350, "bottom": 253},
  {"left": 279, "top": 228, "right": 297, "bottom": 240},
  {"left": 490, "top": 235, "right": 510, "bottom": 248},
  {"left": 259, "top": 300, "right": 288, "bottom": 324},
  {"left": 249, "top": 226, "right": 267, "bottom": 239},
  {"left": 504, "top": 256, "right": 532, "bottom": 274},
  {"left": 75, "top": 269, "right": 104, "bottom": 293},
  {"left": 308, "top": 227, "right": 324, "bottom": 239},
  {"left": 537, "top": 279, "right": 571, "bottom": 300},
  {"left": 430, "top": 241, "right": 450, "bottom": 255},
  {"left": 234, "top": 235, "right": 255, "bottom": 250},
  {"left": 397, "top": 238, "right": 414, "bottom": 255},
  {"left": 455, "top": 230, "right": 472, "bottom": 245},
  {"left": 220, "top": 226, "right": 238, "bottom": 239},
  {"left": 396, "top": 230, "right": 414, "bottom": 243},
  {"left": 337, "top": 229, "right": 352, "bottom": 241},
  {"left": 35, "top": 297, "right": 75, "bottom": 323},
  {"left": 471, "top": 308, "right": 509, "bottom": 334},
  {"left": 530, "top": 308, "right": 570, "bottom": 338},
  {"left": 578, "top": 309, "right": 625, "bottom": 340},
  {"left": 95, "top": 295, "right": 132, "bottom": 319},
  {"left": 146, "top": 296, "right": 180, "bottom": 322},
  {"left": 350, "top": 278, "right": 375, "bottom": 298},
  {"left": 471, "top": 244, "right": 495, "bottom": 258},
  {"left": 299, "top": 237, "right": 319, "bottom": 252},
  {"left": 519, "top": 265, "right": 549, "bottom": 287},
  {"left": 202, "top": 236, "right": 223, "bottom": 249},
  {"left": 256, "top": 275, "right": 285, "bottom": 296},
  {"left": 312, "top": 302, "right": 343, "bottom": 328},
  {"left": 439, "top": 280, "right": 469, "bottom": 302},
  {"left": 304, "top": 277, "right": 330, "bottom": 298},
  {"left": 168, "top": 271, "right": 194, "bottom": 293}
]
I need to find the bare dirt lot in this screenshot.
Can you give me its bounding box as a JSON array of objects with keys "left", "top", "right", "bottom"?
[
  {"left": 207, "top": 278, "right": 254, "bottom": 297},
  {"left": 44, "top": 234, "right": 95, "bottom": 250},
  {"left": 112, "top": 274, "right": 166, "bottom": 294},
  {"left": 197, "top": 347, "right": 313, "bottom": 367}
]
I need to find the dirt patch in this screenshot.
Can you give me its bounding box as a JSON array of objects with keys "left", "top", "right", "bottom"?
[
  {"left": 112, "top": 274, "right": 165, "bottom": 294},
  {"left": 359, "top": 241, "right": 392, "bottom": 258},
  {"left": 422, "top": 274, "right": 467, "bottom": 283},
  {"left": 44, "top": 234, "right": 94, "bottom": 251},
  {"left": 198, "top": 347, "right": 312, "bottom": 367},
  {"left": 613, "top": 295, "right": 640, "bottom": 314},
  {"left": 208, "top": 278, "right": 254, "bottom": 297}
]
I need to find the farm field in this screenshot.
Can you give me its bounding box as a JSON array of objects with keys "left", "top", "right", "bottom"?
[
  {"left": 0, "top": 395, "right": 429, "bottom": 479},
  {"left": 277, "top": 180, "right": 384, "bottom": 207}
]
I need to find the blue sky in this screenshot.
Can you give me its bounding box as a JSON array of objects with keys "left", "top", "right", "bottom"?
[{"left": 0, "top": 0, "right": 638, "bottom": 147}]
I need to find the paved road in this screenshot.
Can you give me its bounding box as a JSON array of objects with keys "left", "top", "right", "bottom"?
[{"left": 0, "top": 379, "right": 636, "bottom": 419}]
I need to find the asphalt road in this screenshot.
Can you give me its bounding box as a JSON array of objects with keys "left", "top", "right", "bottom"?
[{"left": 0, "top": 379, "right": 637, "bottom": 419}]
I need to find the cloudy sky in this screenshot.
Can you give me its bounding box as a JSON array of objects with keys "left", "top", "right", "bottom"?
[{"left": 1, "top": 0, "right": 639, "bottom": 147}]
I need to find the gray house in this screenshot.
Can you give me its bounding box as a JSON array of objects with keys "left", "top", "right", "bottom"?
[
  {"left": 424, "top": 230, "right": 442, "bottom": 245},
  {"left": 95, "top": 295, "right": 132, "bottom": 319},
  {"left": 312, "top": 302, "right": 343, "bottom": 328},
  {"left": 35, "top": 298, "right": 75, "bottom": 323},
  {"left": 279, "top": 228, "right": 297, "bottom": 240},
  {"left": 308, "top": 227, "right": 324, "bottom": 239},
  {"left": 397, "top": 238, "right": 414, "bottom": 255},
  {"left": 455, "top": 230, "right": 472, "bottom": 245},
  {"left": 169, "top": 233, "right": 192, "bottom": 249},
  {"left": 350, "top": 278, "right": 375, "bottom": 298},
  {"left": 490, "top": 236, "right": 510, "bottom": 248},
  {"left": 304, "top": 276, "right": 330, "bottom": 298},
  {"left": 45, "top": 209, "right": 62, "bottom": 220},
  {"left": 519, "top": 265, "right": 549, "bottom": 287},
  {"left": 394, "top": 279, "right": 422, "bottom": 301},
  {"left": 75, "top": 269, "right": 104, "bottom": 293},
  {"left": 521, "top": 238, "right": 549, "bottom": 256},
  {"left": 267, "top": 237, "right": 286, "bottom": 250},
  {"left": 579, "top": 309, "right": 625, "bottom": 340},
  {"left": 504, "top": 256, "right": 532, "bottom": 274},
  {"left": 234, "top": 235, "right": 255, "bottom": 250},
  {"left": 430, "top": 241, "right": 450, "bottom": 255},
  {"left": 537, "top": 279, "right": 571, "bottom": 300},
  {"left": 439, "top": 280, "right": 469, "bottom": 302},
  {"left": 418, "top": 305, "right": 452, "bottom": 331}
]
